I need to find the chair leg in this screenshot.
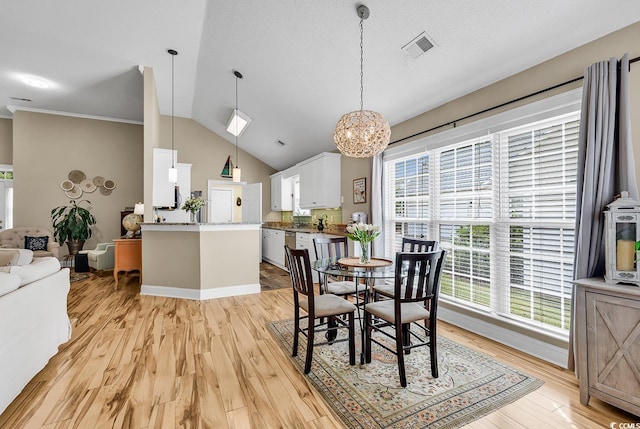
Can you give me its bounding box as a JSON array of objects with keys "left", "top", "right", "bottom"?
[
  {"left": 348, "top": 312, "right": 355, "bottom": 366},
  {"left": 327, "top": 316, "right": 338, "bottom": 342},
  {"left": 396, "top": 320, "right": 407, "bottom": 387},
  {"left": 292, "top": 310, "right": 300, "bottom": 358},
  {"left": 402, "top": 323, "right": 411, "bottom": 354},
  {"left": 364, "top": 310, "right": 372, "bottom": 363},
  {"left": 430, "top": 323, "right": 438, "bottom": 378},
  {"left": 304, "top": 319, "right": 315, "bottom": 374}
]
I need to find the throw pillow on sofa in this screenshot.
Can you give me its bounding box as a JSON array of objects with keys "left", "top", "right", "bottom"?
[{"left": 25, "top": 236, "right": 48, "bottom": 252}]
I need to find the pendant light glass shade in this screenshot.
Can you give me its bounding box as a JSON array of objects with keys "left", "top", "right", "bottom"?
[
  {"left": 232, "top": 167, "right": 242, "bottom": 182},
  {"left": 334, "top": 5, "right": 390, "bottom": 158},
  {"left": 168, "top": 167, "right": 178, "bottom": 183}
]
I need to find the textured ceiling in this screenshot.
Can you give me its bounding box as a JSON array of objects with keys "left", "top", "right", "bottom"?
[{"left": 2, "top": 1, "right": 640, "bottom": 170}]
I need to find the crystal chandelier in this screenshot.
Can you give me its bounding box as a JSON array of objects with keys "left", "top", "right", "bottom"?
[{"left": 334, "top": 4, "right": 390, "bottom": 158}]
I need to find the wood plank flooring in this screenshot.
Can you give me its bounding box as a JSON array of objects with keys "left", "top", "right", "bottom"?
[{"left": 0, "top": 263, "right": 637, "bottom": 428}]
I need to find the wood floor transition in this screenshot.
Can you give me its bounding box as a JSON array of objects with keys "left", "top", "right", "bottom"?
[{"left": 0, "top": 263, "right": 635, "bottom": 428}]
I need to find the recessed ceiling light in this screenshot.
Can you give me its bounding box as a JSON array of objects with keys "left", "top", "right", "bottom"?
[{"left": 22, "top": 76, "right": 49, "bottom": 88}]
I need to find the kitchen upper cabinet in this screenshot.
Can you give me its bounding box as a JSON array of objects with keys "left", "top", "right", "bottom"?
[
  {"left": 152, "top": 148, "right": 179, "bottom": 207},
  {"left": 298, "top": 152, "right": 341, "bottom": 209},
  {"left": 270, "top": 172, "right": 293, "bottom": 211}
]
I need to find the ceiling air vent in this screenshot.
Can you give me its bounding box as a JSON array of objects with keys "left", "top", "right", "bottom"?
[{"left": 402, "top": 32, "right": 435, "bottom": 60}]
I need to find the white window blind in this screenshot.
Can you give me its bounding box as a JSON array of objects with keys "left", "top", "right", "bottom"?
[{"left": 382, "top": 106, "right": 580, "bottom": 335}]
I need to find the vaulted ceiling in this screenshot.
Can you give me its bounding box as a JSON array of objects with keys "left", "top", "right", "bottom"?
[{"left": 2, "top": 1, "right": 640, "bottom": 170}]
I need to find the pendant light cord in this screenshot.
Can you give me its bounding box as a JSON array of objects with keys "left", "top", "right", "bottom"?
[
  {"left": 359, "top": 12, "right": 364, "bottom": 112},
  {"left": 235, "top": 73, "right": 239, "bottom": 168},
  {"left": 171, "top": 51, "right": 175, "bottom": 169}
]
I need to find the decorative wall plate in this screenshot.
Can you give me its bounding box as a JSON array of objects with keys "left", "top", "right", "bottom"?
[
  {"left": 99, "top": 187, "right": 112, "bottom": 196},
  {"left": 60, "top": 180, "right": 74, "bottom": 191},
  {"left": 80, "top": 179, "right": 97, "bottom": 193},
  {"left": 68, "top": 170, "right": 86, "bottom": 183},
  {"left": 92, "top": 176, "right": 105, "bottom": 187},
  {"left": 65, "top": 185, "right": 83, "bottom": 199},
  {"left": 103, "top": 179, "right": 116, "bottom": 190}
]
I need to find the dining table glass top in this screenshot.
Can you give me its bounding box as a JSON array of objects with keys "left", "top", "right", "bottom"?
[{"left": 312, "top": 257, "right": 396, "bottom": 279}]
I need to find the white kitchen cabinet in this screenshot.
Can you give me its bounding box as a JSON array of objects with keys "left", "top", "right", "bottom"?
[
  {"left": 270, "top": 172, "right": 293, "bottom": 211},
  {"left": 153, "top": 148, "right": 178, "bottom": 207},
  {"left": 298, "top": 152, "right": 341, "bottom": 209},
  {"left": 262, "top": 228, "right": 285, "bottom": 269}
]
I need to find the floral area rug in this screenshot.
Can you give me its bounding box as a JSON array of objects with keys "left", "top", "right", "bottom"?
[{"left": 269, "top": 318, "right": 543, "bottom": 429}]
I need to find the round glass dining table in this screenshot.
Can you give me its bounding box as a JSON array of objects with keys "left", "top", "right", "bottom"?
[{"left": 312, "top": 256, "right": 396, "bottom": 364}]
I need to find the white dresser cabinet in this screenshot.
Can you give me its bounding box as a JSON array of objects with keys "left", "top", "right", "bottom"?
[
  {"left": 298, "top": 152, "right": 341, "bottom": 209},
  {"left": 574, "top": 277, "right": 640, "bottom": 416}
]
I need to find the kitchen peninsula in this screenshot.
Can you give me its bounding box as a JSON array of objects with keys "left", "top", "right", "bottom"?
[{"left": 139, "top": 222, "right": 261, "bottom": 300}]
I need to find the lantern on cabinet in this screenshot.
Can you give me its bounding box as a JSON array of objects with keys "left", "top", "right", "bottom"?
[{"left": 604, "top": 191, "right": 640, "bottom": 284}]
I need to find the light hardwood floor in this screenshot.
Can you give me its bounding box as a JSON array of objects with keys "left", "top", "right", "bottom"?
[{"left": 0, "top": 264, "right": 636, "bottom": 428}]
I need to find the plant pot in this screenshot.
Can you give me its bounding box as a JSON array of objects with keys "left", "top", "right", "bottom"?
[{"left": 66, "top": 240, "right": 85, "bottom": 256}]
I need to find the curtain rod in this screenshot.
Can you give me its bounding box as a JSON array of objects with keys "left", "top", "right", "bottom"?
[{"left": 389, "top": 55, "right": 640, "bottom": 146}]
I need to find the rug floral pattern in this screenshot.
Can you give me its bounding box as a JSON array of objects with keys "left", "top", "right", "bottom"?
[{"left": 269, "top": 319, "right": 543, "bottom": 429}]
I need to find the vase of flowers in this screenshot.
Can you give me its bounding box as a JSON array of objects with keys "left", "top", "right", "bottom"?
[
  {"left": 346, "top": 223, "right": 381, "bottom": 264},
  {"left": 182, "top": 196, "right": 205, "bottom": 223}
]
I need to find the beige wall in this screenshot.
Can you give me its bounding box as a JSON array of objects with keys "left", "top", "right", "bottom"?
[
  {"left": 391, "top": 21, "right": 640, "bottom": 183},
  {"left": 12, "top": 111, "right": 143, "bottom": 253},
  {"left": 0, "top": 118, "right": 12, "bottom": 165},
  {"left": 143, "top": 66, "right": 160, "bottom": 220},
  {"left": 340, "top": 156, "right": 371, "bottom": 224},
  {"left": 157, "top": 115, "right": 276, "bottom": 219}
]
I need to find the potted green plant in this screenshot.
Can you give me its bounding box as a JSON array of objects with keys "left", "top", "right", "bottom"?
[{"left": 51, "top": 199, "right": 97, "bottom": 255}]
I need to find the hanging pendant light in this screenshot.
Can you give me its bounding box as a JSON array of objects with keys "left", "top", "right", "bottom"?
[
  {"left": 168, "top": 48, "right": 179, "bottom": 183},
  {"left": 232, "top": 70, "right": 243, "bottom": 182},
  {"left": 334, "top": 4, "right": 390, "bottom": 158}
]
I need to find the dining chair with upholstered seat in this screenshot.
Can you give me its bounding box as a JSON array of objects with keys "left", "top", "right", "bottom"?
[
  {"left": 285, "top": 245, "right": 357, "bottom": 374},
  {"left": 313, "top": 236, "right": 365, "bottom": 298},
  {"left": 364, "top": 249, "right": 446, "bottom": 387}
]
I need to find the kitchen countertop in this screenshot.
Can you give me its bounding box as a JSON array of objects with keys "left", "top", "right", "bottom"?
[{"left": 262, "top": 224, "right": 349, "bottom": 236}]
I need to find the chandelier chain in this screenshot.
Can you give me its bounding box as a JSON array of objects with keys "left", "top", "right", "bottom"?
[{"left": 359, "top": 13, "right": 364, "bottom": 112}]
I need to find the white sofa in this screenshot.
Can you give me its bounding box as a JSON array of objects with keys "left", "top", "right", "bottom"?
[{"left": 0, "top": 249, "right": 71, "bottom": 415}]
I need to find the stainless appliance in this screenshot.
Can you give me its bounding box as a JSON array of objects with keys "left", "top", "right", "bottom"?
[
  {"left": 352, "top": 212, "right": 368, "bottom": 224},
  {"left": 284, "top": 231, "right": 296, "bottom": 269}
]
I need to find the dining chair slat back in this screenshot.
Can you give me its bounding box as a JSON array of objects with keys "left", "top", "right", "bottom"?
[
  {"left": 313, "top": 237, "right": 362, "bottom": 297},
  {"left": 401, "top": 237, "right": 439, "bottom": 253}
]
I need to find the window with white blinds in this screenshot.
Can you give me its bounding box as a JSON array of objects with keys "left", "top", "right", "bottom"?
[{"left": 383, "top": 110, "right": 580, "bottom": 335}]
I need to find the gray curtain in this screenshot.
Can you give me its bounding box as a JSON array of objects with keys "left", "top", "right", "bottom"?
[
  {"left": 371, "top": 154, "right": 384, "bottom": 256},
  {"left": 569, "top": 53, "right": 637, "bottom": 372}
]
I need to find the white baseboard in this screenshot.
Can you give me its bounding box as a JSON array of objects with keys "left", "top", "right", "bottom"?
[
  {"left": 140, "top": 283, "right": 261, "bottom": 300},
  {"left": 438, "top": 305, "right": 569, "bottom": 368}
]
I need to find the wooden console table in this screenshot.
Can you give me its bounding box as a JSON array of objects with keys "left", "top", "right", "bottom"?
[
  {"left": 113, "top": 238, "right": 142, "bottom": 289},
  {"left": 574, "top": 277, "right": 640, "bottom": 416}
]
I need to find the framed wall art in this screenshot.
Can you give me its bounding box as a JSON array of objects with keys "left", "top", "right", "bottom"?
[{"left": 353, "top": 177, "right": 366, "bottom": 204}]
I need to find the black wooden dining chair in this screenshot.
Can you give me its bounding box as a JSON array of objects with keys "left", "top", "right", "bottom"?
[
  {"left": 313, "top": 237, "right": 365, "bottom": 297},
  {"left": 364, "top": 250, "right": 446, "bottom": 387},
  {"left": 373, "top": 237, "right": 439, "bottom": 299},
  {"left": 285, "top": 245, "right": 356, "bottom": 374}
]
